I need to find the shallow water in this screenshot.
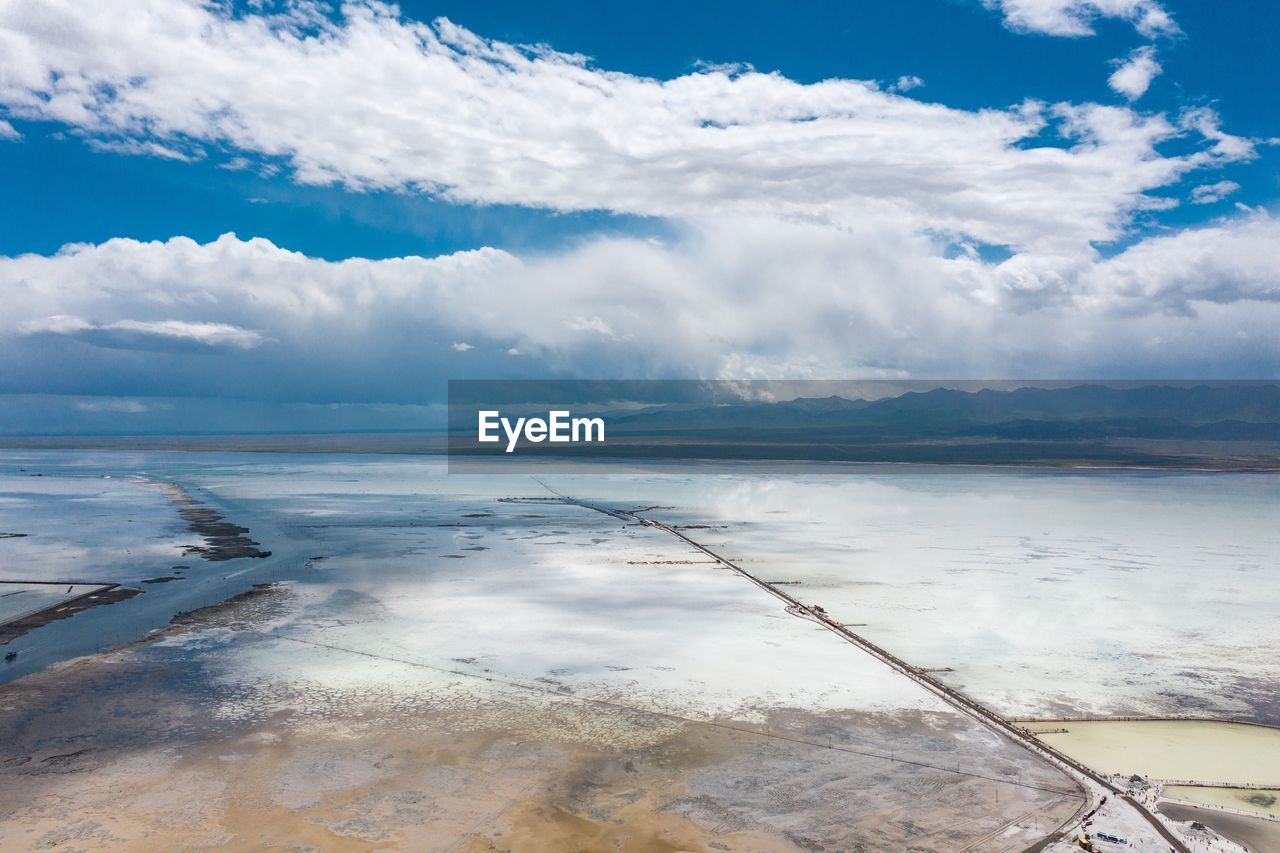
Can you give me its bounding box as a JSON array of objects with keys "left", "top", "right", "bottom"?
[
  {"left": 0, "top": 462, "right": 196, "bottom": 585},
  {"left": 0, "top": 451, "right": 307, "bottom": 679},
  {"left": 2, "top": 451, "right": 1276, "bottom": 729},
  {"left": 1163, "top": 785, "right": 1280, "bottom": 818},
  {"left": 1036, "top": 720, "right": 1280, "bottom": 784},
  {"left": 564, "top": 463, "right": 1280, "bottom": 723}
]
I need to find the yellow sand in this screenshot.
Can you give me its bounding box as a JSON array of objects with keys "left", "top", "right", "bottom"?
[
  {"left": 1163, "top": 786, "right": 1280, "bottom": 819},
  {"left": 1036, "top": 720, "right": 1280, "bottom": 785}
]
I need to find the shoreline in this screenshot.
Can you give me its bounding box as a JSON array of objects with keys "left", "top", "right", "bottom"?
[{"left": 1, "top": 435, "right": 1277, "bottom": 472}]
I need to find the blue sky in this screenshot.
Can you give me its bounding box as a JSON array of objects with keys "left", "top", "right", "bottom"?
[
  {"left": 4, "top": 0, "right": 1276, "bottom": 260},
  {"left": 0, "top": 0, "right": 1277, "bottom": 432}
]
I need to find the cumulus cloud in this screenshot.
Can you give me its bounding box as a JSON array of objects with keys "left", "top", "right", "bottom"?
[
  {"left": 0, "top": 0, "right": 1271, "bottom": 415},
  {"left": 0, "top": 1, "right": 1248, "bottom": 258},
  {"left": 19, "top": 316, "right": 266, "bottom": 352},
  {"left": 1076, "top": 213, "right": 1280, "bottom": 314},
  {"left": 985, "top": 0, "right": 1177, "bottom": 37},
  {"left": 890, "top": 75, "right": 924, "bottom": 92},
  {"left": 1, "top": 223, "right": 1277, "bottom": 407},
  {"left": 0, "top": 118, "right": 18, "bottom": 140},
  {"left": 1190, "top": 180, "right": 1241, "bottom": 205},
  {"left": 1108, "top": 46, "right": 1161, "bottom": 100}
]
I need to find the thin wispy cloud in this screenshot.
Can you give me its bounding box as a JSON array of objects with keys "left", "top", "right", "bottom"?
[
  {"left": 19, "top": 316, "right": 266, "bottom": 352},
  {"left": 74, "top": 398, "right": 154, "bottom": 413},
  {"left": 1190, "top": 180, "right": 1240, "bottom": 205}
]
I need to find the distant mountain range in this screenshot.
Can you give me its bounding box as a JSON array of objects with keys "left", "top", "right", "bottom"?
[
  {"left": 8, "top": 384, "right": 1278, "bottom": 470},
  {"left": 605, "top": 384, "right": 1280, "bottom": 441}
]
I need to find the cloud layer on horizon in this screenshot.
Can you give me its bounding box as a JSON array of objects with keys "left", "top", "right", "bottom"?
[{"left": 2, "top": 218, "right": 1277, "bottom": 406}]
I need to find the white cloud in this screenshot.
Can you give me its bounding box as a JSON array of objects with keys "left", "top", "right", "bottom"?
[
  {"left": 985, "top": 0, "right": 1177, "bottom": 37},
  {"left": 1075, "top": 213, "right": 1280, "bottom": 314},
  {"left": 75, "top": 398, "right": 150, "bottom": 413},
  {"left": 565, "top": 316, "right": 619, "bottom": 339},
  {"left": 0, "top": 118, "right": 18, "bottom": 140},
  {"left": 0, "top": 1, "right": 1247, "bottom": 259},
  {"left": 85, "top": 137, "right": 195, "bottom": 161},
  {"left": 1107, "top": 46, "right": 1161, "bottom": 101},
  {"left": 19, "top": 315, "right": 266, "bottom": 351},
  {"left": 890, "top": 75, "right": 924, "bottom": 92},
  {"left": 1, "top": 223, "right": 1277, "bottom": 403},
  {"left": 0, "top": 0, "right": 1270, "bottom": 403},
  {"left": 1190, "top": 180, "right": 1240, "bottom": 205},
  {"left": 1177, "top": 107, "right": 1255, "bottom": 162}
]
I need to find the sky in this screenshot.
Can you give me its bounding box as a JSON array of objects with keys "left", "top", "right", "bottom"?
[{"left": 0, "top": 0, "right": 1277, "bottom": 433}]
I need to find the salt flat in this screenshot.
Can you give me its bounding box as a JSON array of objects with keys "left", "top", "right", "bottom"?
[
  {"left": 0, "top": 451, "right": 1088, "bottom": 850},
  {"left": 1, "top": 450, "right": 1274, "bottom": 850},
  {"left": 561, "top": 463, "right": 1280, "bottom": 724}
]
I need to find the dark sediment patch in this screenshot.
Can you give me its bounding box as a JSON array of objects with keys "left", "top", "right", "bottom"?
[
  {"left": 168, "top": 582, "right": 288, "bottom": 631},
  {"left": 0, "top": 533, "right": 29, "bottom": 539},
  {"left": 140, "top": 576, "right": 182, "bottom": 584},
  {"left": 0, "top": 585, "right": 143, "bottom": 646},
  {"left": 150, "top": 482, "right": 271, "bottom": 561}
]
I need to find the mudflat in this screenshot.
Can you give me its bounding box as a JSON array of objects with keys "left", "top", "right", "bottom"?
[{"left": 0, "top": 584, "right": 1081, "bottom": 851}]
